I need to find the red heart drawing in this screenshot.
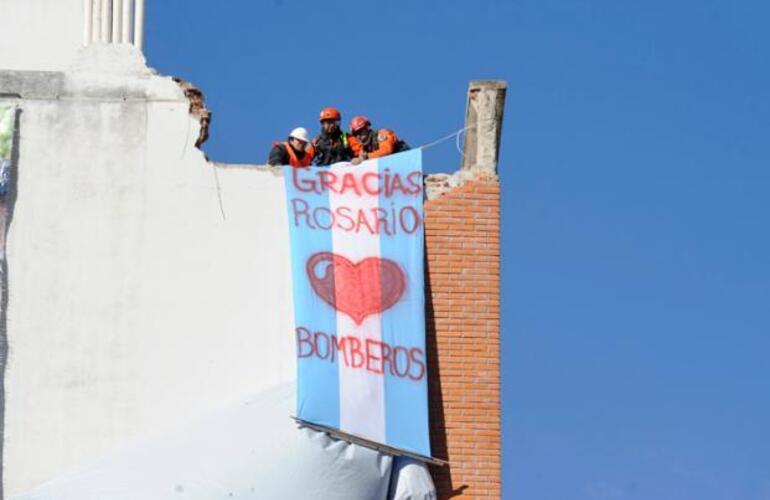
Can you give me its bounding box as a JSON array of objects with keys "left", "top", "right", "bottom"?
[{"left": 306, "top": 252, "right": 407, "bottom": 325}]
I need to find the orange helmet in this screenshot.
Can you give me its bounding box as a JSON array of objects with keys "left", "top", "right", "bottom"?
[
  {"left": 319, "top": 107, "right": 341, "bottom": 121},
  {"left": 349, "top": 115, "right": 371, "bottom": 134}
]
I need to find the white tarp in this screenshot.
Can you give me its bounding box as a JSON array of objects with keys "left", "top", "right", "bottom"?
[
  {"left": 11, "top": 384, "right": 435, "bottom": 500},
  {"left": 388, "top": 458, "right": 438, "bottom": 500}
]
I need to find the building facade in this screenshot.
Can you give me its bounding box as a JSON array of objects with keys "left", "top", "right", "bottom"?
[{"left": 0, "top": 3, "right": 501, "bottom": 498}]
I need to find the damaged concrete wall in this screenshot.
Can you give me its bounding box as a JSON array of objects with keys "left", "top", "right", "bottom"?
[{"left": 0, "top": 46, "right": 296, "bottom": 496}]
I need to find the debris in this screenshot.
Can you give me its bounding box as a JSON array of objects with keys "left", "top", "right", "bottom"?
[{"left": 174, "top": 77, "right": 211, "bottom": 148}]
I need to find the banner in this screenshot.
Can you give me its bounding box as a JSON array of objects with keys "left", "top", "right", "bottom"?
[{"left": 284, "top": 149, "right": 430, "bottom": 458}]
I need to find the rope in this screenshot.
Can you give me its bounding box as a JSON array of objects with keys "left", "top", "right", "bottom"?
[
  {"left": 418, "top": 118, "right": 496, "bottom": 151},
  {"left": 456, "top": 127, "right": 465, "bottom": 159}
]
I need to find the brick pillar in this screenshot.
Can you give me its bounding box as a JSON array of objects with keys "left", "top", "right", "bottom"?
[{"left": 425, "top": 177, "right": 501, "bottom": 499}]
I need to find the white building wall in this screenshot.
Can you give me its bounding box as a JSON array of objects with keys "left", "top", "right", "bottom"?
[
  {"left": 1, "top": 46, "right": 296, "bottom": 496},
  {"left": 0, "top": 0, "right": 83, "bottom": 71}
]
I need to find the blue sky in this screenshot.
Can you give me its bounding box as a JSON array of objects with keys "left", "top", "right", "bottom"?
[{"left": 146, "top": 1, "right": 770, "bottom": 498}]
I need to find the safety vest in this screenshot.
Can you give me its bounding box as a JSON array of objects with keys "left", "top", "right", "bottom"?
[{"left": 283, "top": 141, "right": 313, "bottom": 167}]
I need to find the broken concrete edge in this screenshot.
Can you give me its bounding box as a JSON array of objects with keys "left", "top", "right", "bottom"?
[
  {"left": 424, "top": 169, "right": 499, "bottom": 200},
  {"left": 51, "top": 48, "right": 501, "bottom": 197},
  {"left": 0, "top": 77, "right": 497, "bottom": 198},
  {"left": 468, "top": 80, "right": 508, "bottom": 90},
  {"left": 173, "top": 77, "right": 211, "bottom": 149}
]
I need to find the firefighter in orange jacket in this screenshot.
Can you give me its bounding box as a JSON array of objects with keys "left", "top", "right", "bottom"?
[
  {"left": 267, "top": 127, "right": 313, "bottom": 167},
  {"left": 348, "top": 116, "right": 410, "bottom": 165}
]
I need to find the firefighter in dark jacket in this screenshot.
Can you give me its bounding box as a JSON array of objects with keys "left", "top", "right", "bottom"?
[
  {"left": 348, "top": 116, "right": 410, "bottom": 165},
  {"left": 311, "top": 107, "right": 354, "bottom": 166},
  {"left": 267, "top": 127, "right": 313, "bottom": 167}
]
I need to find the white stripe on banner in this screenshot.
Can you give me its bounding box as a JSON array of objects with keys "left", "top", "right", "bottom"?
[{"left": 329, "top": 160, "right": 386, "bottom": 442}]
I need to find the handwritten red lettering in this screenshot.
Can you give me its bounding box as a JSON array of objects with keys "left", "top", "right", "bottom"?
[
  {"left": 387, "top": 174, "right": 405, "bottom": 198},
  {"left": 318, "top": 171, "right": 337, "bottom": 193},
  {"left": 356, "top": 210, "right": 377, "bottom": 235},
  {"left": 349, "top": 336, "right": 365, "bottom": 368},
  {"left": 362, "top": 172, "right": 381, "bottom": 195},
  {"left": 381, "top": 342, "right": 393, "bottom": 376},
  {"left": 336, "top": 206, "right": 355, "bottom": 231},
  {"left": 314, "top": 331, "right": 331, "bottom": 359},
  {"left": 291, "top": 168, "right": 422, "bottom": 198},
  {"left": 296, "top": 327, "right": 314, "bottom": 358},
  {"left": 399, "top": 206, "right": 421, "bottom": 234},
  {"left": 408, "top": 347, "right": 426, "bottom": 381},
  {"left": 407, "top": 171, "right": 423, "bottom": 194},
  {"left": 339, "top": 173, "right": 362, "bottom": 196},
  {"left": 292, "top": 167, "right": 318, "bottom": 193},
  {"left": 313, "top": 207, "right": 334, "bottom": 230},
  {"left": 365, "top": 339, "right": 384, "bottom": 374},
  {"left": 291, "top": 198, "right": 315, "bottom": 229},
  {"left": 374, "top": 208, "right": 393, "bottom": 236},
  {"left": 392, "top": 346, "right": 410, "bottom": 378},
  {"left": 294, "top": 327, "right": 426, "bottom": 382},
  {"left": 331, "top": 335, "right": 348, "bottom": 365},
  {"left": 290, "top": 198, "right": 422, "bottom": 235}
]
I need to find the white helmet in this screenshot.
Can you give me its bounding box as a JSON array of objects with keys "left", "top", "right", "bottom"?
[{"left": 289, "top": 127, "right": 310, "bottom": 144}]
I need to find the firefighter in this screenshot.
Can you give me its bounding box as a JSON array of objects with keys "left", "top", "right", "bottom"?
[
  {"left": 267, "top": 127, "right": 313, "bottom": 167},
  {"left": 311, "top": 107, "right": 354, "bottom": 166},
  {"left": 349, "top": 116, "right": 410, "bottom": 165}
]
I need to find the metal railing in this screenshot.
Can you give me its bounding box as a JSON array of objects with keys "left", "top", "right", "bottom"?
[{"left": 82, "top": 0, "right": 145, "bottom": 50}]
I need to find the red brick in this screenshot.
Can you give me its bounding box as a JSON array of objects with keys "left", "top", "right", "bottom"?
[{"left": 425, "top": 180, "right": 500, "bottom": 499}]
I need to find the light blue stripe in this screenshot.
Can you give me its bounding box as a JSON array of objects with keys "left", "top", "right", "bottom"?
[
  {"left": 377, "top": 150, "right": 431, "bottom": 457},
  {"left": 284, "top": 166, "right": 340, "bottom": 428}
]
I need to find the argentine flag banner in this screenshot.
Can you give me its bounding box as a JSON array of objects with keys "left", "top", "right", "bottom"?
[{"left": 284, "top": 149, "right": 431, "bottom": 458}]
